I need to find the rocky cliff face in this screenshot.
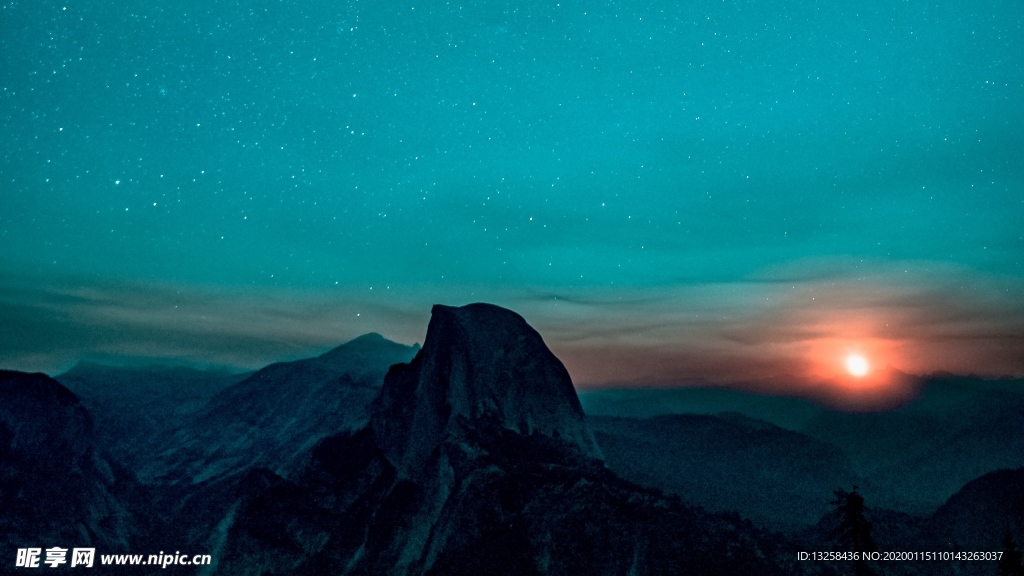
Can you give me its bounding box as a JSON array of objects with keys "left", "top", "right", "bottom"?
[
  {"left": 211, "top": 304, "right": 802, "bottom": 576},
  {"left": 125, "top": 334, "right": 420, "bottom": 559},
  {"left": 0, "top": 371, "right": 141, "bottom": 552},
  {"left": 7, "top": 303, "right": 1021, "bottom": 575},
  {"left": 372, "top": 303, "right": 601, "bottom": 476},
  {"left": 56, "top": 363, "right": 246, "bottom": 473},
  {"left": 150, "top": 333, "right": 419, "bottom": 484}
]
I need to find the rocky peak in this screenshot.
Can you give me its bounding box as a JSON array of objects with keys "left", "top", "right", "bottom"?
[
  {"left": 316, "top": 332, "right": 419, "bottom": 369},
  {"left": 372, "top": 303, "right": 602, "bottom": 474}
]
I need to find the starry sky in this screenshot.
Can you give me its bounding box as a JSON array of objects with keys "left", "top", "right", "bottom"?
[{"left": 2, "top": 0, "right": 1023, "bottom": 395}]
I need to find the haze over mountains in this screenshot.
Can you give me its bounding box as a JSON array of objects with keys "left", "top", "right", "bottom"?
[
  {"left": 57, "top": 363, "right": 248, "bottom": 473},
  {"left": 583, "top": 374, "right": 1024, "bottom": 516},
  {"left": 2, "top": 303, "right": 1022, "bottom": 575},
  {"left": 142, "top": 333, "right": 419, "bottom": 483}
]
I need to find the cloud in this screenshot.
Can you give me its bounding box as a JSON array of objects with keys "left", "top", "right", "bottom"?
[
  {"left": 2, "top": 261, "right": 1022, "bottom": 394},
  {"left": 0, "top": 274, "right": 429, "bottom": 373},
  {"left": 542, "top": 260, "right": 1024, "bottom": 388}
]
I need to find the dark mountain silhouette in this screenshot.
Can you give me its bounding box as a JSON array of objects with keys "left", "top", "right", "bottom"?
[
  {"left": 0, "top": 371, "right": 146, "bottom": 555},
  {"left": 582, "top": 375, "right": 1024, "bottom": 516},
  {"left": 148, "top": 333, "right": 419, "bottom": 484},
  {"left": 798, "top": 468, "right": 1024, "bottom": 576},
  {"left": 209, "top": 304, "right": 809, "bottom": 575},
  {"left": 800, "top": 375, "right": 1024, "bottom": 513},
  {"left": 580, "top": 385, "right": 826, "bottom": 430},
  {"left": 5, "top": 304, "right": 1022, "bottom": 574},
  {"left": 590, "top": 412, "right": 864, "bottom": 532},
  {"left": 129, "top": 334, "right": 420, "bottom": 557},
  {"left": 372, "top": 303, "right": 602, "bottom": 474},
  {"left": 804, "top": 496, "right": 925, "bottom": 576},
  {"left": 932, "top": 468, "right": 1024, "bottom": 550},
  {"left": 56, "top": 362, "right": 247, "bottom": 472}
]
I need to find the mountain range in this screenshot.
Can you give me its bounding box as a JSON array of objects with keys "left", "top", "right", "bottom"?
[{"left": 2, "top": 302, "right": 1022, "bottom": 575}]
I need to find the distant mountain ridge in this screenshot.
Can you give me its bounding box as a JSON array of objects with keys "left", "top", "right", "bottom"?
[
  {"left": 590, "top": 412, "right": 864, "bottom": 532},
  {"left": 582, "top": 374, "right": 1024, "bottom": 515},
  {"left": 57, "top": 362, "right": 248, "bottom": 471},
  {"left": 579, "top": 385, "right": 827, "bottom": 429},
  {"left": 210, "top": 303, "right": 805, "bottom": 575},
  {"left": 800, "top": 468, "right": 1024, "bottom": 576},
  {"left": 801, "top": 375, "right": 1024, "bottom": 512},
  {"left": 4, "top": 306, "right": 1022, "bottom": 575},
  {"left": 148, "top": 332, "right": 420, "bottom": 484}
]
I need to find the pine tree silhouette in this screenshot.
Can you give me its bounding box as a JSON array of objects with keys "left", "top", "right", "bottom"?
[
  {"left": 831, "top": 486, "right": 875, "bottom": 576},
  {"left": 997, "top": 530, "right": 1024, "bottom": 576}
]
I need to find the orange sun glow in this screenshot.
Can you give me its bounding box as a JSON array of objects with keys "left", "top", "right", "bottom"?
[{"left": 844, "top": 354, "right": 870, "bottom": 377}]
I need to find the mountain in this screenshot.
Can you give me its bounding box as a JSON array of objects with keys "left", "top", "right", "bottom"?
[
  {"left": 128, "top": 334, "right": 420, "bottom": 559},
  {"left": 574, "top": 376, "right": 1024, "bottom": 576},
  {"left": 148, "top": 333, "right": 419, "bottom": 484},
  {"left": 579, "top": 386, "right": 827, "bottom": 430},
  {"left": 372, "top": 303, "right": 602, "bottom": 474},
  {"left": 0, "top": 371, "right": 146, "bottom": 555},
  {"left": 932, "top": 467, "right": 1024, "bottom": 551},
  {"left": 56, "top": 363, "right": 247, "bottom": 471},
  {"left": 800, "top": 375, "right": 1024, "bottom": 513},
  {"left": 798, "top": 468, "right": 1024, "bottom": 576},
  {"left": 590, "top": 413, "right": 864, "bottom": 532},
  {"left": 16, "top": 305, "right": 1019, "bottom": 573},
  {"left": 209, "top": 304, "right": 810, "bottom": 575},
  {"left": 580, "top": 375, "right": 1024, "bottom": 516}
]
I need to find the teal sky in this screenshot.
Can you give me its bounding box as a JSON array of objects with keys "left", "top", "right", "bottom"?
[{"left": 2, "top": 0, "right": 1023, "bottom": 391}]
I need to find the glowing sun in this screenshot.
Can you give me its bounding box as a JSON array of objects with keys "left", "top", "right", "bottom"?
[{"left": 845, "top": 354, "right": 870, "bottom": 377}]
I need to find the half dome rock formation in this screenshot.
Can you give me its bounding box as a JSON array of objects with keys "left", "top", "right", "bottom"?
[
  {"left": 372, "top": 303, "right": 602, "bottom": 474},
  {"left": 211, "top": 303, "right": 800, "bottom": 576}
]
